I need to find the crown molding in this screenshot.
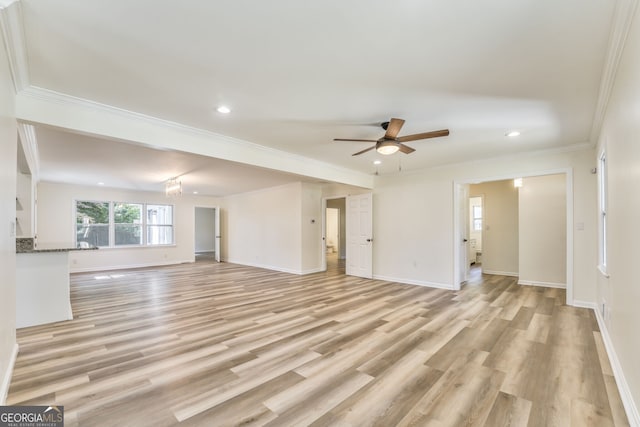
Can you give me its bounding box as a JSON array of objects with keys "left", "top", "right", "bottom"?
[
  {"left": 17, "top": 86, "right": 374, "bottom": 189},
  {"left": 0, "top": 0, "right": 29, "bottom": 92},
  {"left": 590, "top": 0, "right": 639, "bottom": 144}
]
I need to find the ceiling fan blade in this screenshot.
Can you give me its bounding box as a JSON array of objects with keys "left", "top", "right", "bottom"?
[
  {"left": 333, "top": 138, "right": 378, "bottom": 142},
  {"left": 396, "top": 129, "right": 449, "bottom": 143},
  {"left": 384, "top": 118, "right": 405, "bottom": 139},
  {"left": 352, "top": 146, "right": 376, "bottom": 156},
  {"left": 398, "top": 144, "right": 416, "bottom": 154}
]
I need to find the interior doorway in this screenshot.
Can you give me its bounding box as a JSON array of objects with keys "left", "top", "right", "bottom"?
[
  {"left": 324, "top": 198, "right": 346, "bottom": 273},
  {"left": 469, "top": 195, "right": 484, "bottom": 272},
  {"left": 454, "top": 171, "right": 572, "bottom": 303},
  {"left": 194, "top": 207, "right": 220, "bottom": 262},
  {"left": 322, "top": 193, "right": 373, "bottom": 278},
  {"left": 326, "top": 207, "right": 340, "bottom": 258}
]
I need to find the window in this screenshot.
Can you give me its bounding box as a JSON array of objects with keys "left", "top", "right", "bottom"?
[
  {"left": 147, "top": 204, "right": 173, "bottom": 245},
  {"left": 75, "top": 201, "right": 173, "bottom": 248},
  {"left": 472, "top": 205, "right": 482, "bottom": 231},
  {"left": 76, "top": 201, "right": 109, "bottom": 247},
  {"left": 598, "top": 151, "right": 608, "bottom": 272},
  {"left": 114, "top": 203, "right": 143, "bottom": 246}
]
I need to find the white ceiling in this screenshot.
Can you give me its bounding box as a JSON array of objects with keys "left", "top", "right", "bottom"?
[
  {"left": 15, "top": 0, "right": 617, "bottom": 192},
  {"left": 35, "top": 126, "right": 320, "bottom": 196}
]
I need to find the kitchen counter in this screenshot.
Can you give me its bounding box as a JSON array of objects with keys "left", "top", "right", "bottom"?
[
  {"left": 16, "top": 238, "right": 98, "bottom": 328},
  {"left": 17, "top": 245, "right": 98, "bottom": 254}
]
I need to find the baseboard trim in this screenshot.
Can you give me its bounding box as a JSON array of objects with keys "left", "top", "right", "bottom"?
[
  {"left": 373, "top": 275, "right": 454, "bottom": 290},
  {"left": 70, "top": 259, "right": 194, "bottom": 273},
  {"left": 0, "top": 343, "right": 19, "bottom": 405},
  {"left": 482, "top": 270, "right": 519, "bottom": 277},
  {"left": 518, "top": 279, "right": 567, "bottom": 289},
  {"left": 593, "top": 306, "right": 640, "bottom": 426},
  {"left": 571, "top": 300, "right": 597, "bottom": 310},
  {"left": 301, "top": 267, "right": 325, "bottom": 275}
]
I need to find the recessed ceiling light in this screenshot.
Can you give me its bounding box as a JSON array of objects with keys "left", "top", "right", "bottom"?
[
  {"left": 193, "top": 191, "right": 198, "bottom": 194},
  {"left": 506, "top": 131, "right": 521, "bottom": 137},
  {"left": 373, "top": 160, "right": 382, "bottom": 165},
  {"left": 97, "top": 182, "right": 105, "bottom": 186},
  {"left": 216, "top": 106, "right": 231, "bottom": 114}
]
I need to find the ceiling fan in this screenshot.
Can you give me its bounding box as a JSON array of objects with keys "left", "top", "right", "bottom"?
[{"left": 334, "top": 118, "right": 449, "bottom": 156}]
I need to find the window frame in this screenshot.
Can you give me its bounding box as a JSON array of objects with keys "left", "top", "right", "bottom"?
[
  {"left": 598, "top": 149, "right": 608, "bottom": 276},
  {"left": 113, "top": 202, "right": 144, "bottom": 247},
  {"left": 75, "top": 200, "right": 111, "bottom": 248},
  {"left": 146, "top": 204, "right": 174, "bottom": 246},
  {"left": 74, "top": 200, "right": 175, "bottom": 248},
  {"left": 472, "top": 205, "right": 482, "bottom": 231}
]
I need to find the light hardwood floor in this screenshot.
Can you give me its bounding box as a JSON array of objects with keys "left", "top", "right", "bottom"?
[{"left": 8, "top": 258, "right": 629, "bottom": 426}]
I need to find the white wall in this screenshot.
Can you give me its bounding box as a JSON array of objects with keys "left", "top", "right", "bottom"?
[
  {"left": 470, "top": 180, "right": 519, "bottom": 276},
  {"left": 595, "top": 3, "right": 640, "bottom": 421},
  {"left": 373, "top": 146, "right": 596, "bottom": 299},
  {"left": 374, "top": 174, "right": 453, "bottom": 288},
  {"left": 301, "top": 182, "right": 323, "bottom": 273},
  {"left": 221, "top": 181, "right": 346, "bottom": 274},
  {"left": 519, "top": 174, "right": 567, "bottom": 287},
  {"left": 0, "top": 11, "right": 17, "bottom": 404},
  {"left": 36, "top": 181, "right": 220, "bottom": 272},
  {"left": 194, "top": 207, "right": 216, "bottom": 252},
  {"left": 222, "top": 182, "right": 303, "bottom": 274}
]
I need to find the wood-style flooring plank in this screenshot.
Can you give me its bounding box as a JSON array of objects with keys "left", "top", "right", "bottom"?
[{"left": 7, "top": 260, "right": 629, "bottom": 426}]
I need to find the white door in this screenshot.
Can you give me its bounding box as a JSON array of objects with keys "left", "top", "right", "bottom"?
[
  {"left": 215, "top": 207, "right": 221, "bottom": 262},
  {"left": 458, "top": 185, "right": 470, "bottom": 284},
  {"left": 346, "top": 193, "right": 373, "bottom": 279}
]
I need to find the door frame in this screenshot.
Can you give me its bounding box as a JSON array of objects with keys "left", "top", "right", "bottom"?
[
  {"left": 457, "top": 184, "right": 470, "bottom": 285},
  {"left": 452, "top": 168, "right": 574, "bottom": 305}
]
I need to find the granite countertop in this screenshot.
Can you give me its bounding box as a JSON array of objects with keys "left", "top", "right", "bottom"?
[
  {"left": 16, "top": 238, "right": 98, "bottom": 254},
  {"left": 17, "top": 246, "right": 99, "bottom": 254}
]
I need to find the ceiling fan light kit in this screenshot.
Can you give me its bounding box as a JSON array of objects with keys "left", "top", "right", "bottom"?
[
  {"left": 333, "top": 118, "right": 449, "bottom": 157},
  {"left": 376, "top": 141, "right": 400, "bottom": 155}
]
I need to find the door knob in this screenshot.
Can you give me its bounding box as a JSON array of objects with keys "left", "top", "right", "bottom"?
[
  {"left": 366, "top": 238, "right": 372, "bottom": 242},
  {"left": 463, "top": 238, "right": 468, "bottom": 242}
]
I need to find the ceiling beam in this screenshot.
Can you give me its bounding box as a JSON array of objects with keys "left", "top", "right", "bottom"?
[{"left": 16, "top": 86, "right": 374, "bottom": 189}]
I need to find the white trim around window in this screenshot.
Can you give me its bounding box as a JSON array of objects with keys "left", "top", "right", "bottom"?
[
  {"left": 598, "top": 149, "right": 608, "bottom": 277},
  {"left": 75, "top": 200, "right": 174, "bottom": 248}
]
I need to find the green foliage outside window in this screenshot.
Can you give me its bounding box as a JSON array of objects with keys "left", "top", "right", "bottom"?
[{"left": 76, "top": 201, "right": 109, "bottom": 247}]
